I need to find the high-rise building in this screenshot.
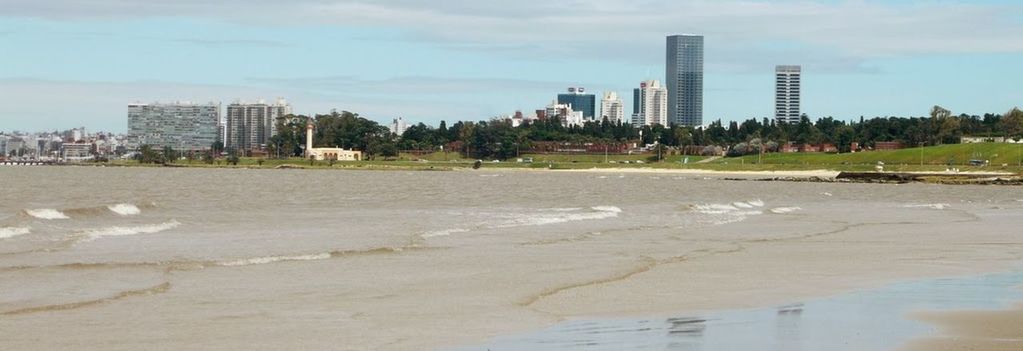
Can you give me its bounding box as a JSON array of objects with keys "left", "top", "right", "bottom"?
[
  {"left": 775, "top": 65, "right": 802, "bottom": 124},
  {"left": 128, "top": 102, "right": 220, "bottom": 150},
  {"left": 225, "top": 98, "right": 292, "bottom": 151},
  {"left": 666, "top": 34, "right": 704, "bottom": 127},
  {"left": 600, "top": 91, "right": 625, "bottom": 124},
  {"left": 390, "top": 117, "right": 409, "bottom": 136},
  {"left": 631, "top": 80, "right": 668, "bottom": 127},
  {"left": 557, "top": 87, "right": 596, "bottom": 120}
]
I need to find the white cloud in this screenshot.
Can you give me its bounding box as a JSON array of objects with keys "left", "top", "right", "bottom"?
[
  {"left": 0, "top": 77, "right": 570, "bottom": 131},
  {"left": 3, "top": 0, "right": 1022, "bottom": 66}
]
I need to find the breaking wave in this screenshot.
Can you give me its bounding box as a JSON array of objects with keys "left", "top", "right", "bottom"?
[
  {"left": 420, "top": 206, "right": 623, "bottom": 239},
  {"left": 496, "top": 206, "right": 622, "bottom": 227},
  {"left": 770, "top": 207, "right": 803, "bottom": 214},
  {"left": 218, "top": 253, "right": 332, "bottom": 267},
  {"left": 81, "top": 220, "right": 181, "bottom": 241},
  {"left": 107, "top": 204, "right": 141, "bottom": 216},
  {"left": 904, "top": 203, "right": 950, "bottom": 210},
  {"left": 0, "top": 227, "right": 31, "bottom": 239},
  {"left": 23, "top": 209, "right": 69, "bottom": 220},
  {"left": 421, "top": 228, "right": 470, "bottom": 238},
  {"left": 688, "top": 201, "right": 766, "bottom": 225}
]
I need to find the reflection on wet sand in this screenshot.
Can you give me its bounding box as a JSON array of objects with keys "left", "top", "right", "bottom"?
[{"left": 462, "top": 272, "right": 1023, "bottom": 351}]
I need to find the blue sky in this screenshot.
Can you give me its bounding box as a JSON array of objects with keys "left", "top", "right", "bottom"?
[{"left": 2, "top": 0, "right": 1022, "bottom": 132}]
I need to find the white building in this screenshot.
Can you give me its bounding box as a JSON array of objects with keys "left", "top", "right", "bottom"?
[
  {"left": 305, "top": 122, "right": 363, "bottom": 161},
  {"left": 775, "top": 65, "right": 801, "bottom": 124},
  {"left": 632, "top": 80, "right": 668, "bottom": 126},
  {"left": 600, "top": 91, "right": 625, "bottom": 124},
  {"left": 544, "top": 101, "right": 586, "bottom": 127},
  {"left": 225, "top": 98, "right": 292, "bottom": 151},
  {"left": 390, "top": 117, "right": 409, "bottom": 136}
]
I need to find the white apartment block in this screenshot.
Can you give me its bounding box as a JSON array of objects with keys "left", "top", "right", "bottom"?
[{"left": 775, "top": 65, "right": 802, "bottom": 124}]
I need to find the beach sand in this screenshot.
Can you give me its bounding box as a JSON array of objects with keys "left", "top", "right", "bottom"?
[{"left": 901, "top": 303, "right": 1023, "bottom": 351}]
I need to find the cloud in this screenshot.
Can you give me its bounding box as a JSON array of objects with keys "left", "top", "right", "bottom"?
[
  {"left": 0, "top": 77, "right": 560, "bottom": 132},
  {"left": 3, "top": 1, "right": 1022, "bottom": 69},
  {"left": 246, "top": 76, "right": 584, "bottom": 96}
]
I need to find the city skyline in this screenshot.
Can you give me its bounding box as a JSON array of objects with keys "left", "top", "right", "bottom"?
[{"left": 2, "top": 0, "right": 1023, "bottom": 132}]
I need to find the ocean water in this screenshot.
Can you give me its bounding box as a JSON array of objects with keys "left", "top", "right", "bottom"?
[{"left": 1, "top": 167, "right": 1022, "bottom": 350}]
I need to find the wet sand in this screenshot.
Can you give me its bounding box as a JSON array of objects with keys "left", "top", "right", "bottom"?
[{"left": 902, "top": 303, "right": 1023, "bottom": 351}]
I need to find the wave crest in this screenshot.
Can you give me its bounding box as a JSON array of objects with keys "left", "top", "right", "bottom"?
[
  {"left": 218, "top": 253, "right": 332, "bottom": 267},
  {"left": 23, "top": 209, "right": 69, "bottom": 220},
  {"left": 0, "top": 227, "right": 31, "bottom": 239},
  {"left": 81, "top": 220, "right": 181, "bottom": 241},
  {"left": 107, "top": 204, "right": 142, "bottom": 216}
]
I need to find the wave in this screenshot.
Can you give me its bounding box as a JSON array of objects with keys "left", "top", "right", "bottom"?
[
  {"left": 23, "top": 209, "right": 69, "bottom": 220},
  {"left": 421, "top": 228, "right": 470, "bottom": 238},
  {"left": 688, "top": 201, "right": 766, "bottom": 225},
  {"left": 81, "top": 220, "right": 181, "bottom": 241},
  {"left": 903, "top": 203, "right": 950, "bottom": 210},
  {"left": 107, "top": 204, "right": 141, "bottom": 216},
  {"left": 218, "top": 253, "right": 332, "bottom": 267},
  {"left": 0, "top": 227, "right": 31, "bottom": 239},
  {"left": 769, "top": 207, "right": 802, "bottom": 214},
  {"left": 1, "top": 282, "right": 171, "bottom": 316},
  {"left": 496, "top": 206, "right": 622, "bottom": 228}
]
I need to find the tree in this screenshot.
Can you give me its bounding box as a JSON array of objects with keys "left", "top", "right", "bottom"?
[
  {"left": 162, "top": 146, "right": 176, "bottom": 163},
  {"left": 1001, "top": 107, "right": 1023, "bottom": 141}
]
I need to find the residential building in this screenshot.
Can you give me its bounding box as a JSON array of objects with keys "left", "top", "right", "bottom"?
[
  {"left": 61, "top": 143, "right": 93, "bottom": 162},
  {"left": 390, "top": 117, "right": 409, "bottom": 136},
  {"left": 557, "top": 87, "right": 596, "bottom": 120},
  {"left": 128, "top": 101, "right": 220, "bottom": 150},
  {"left": 666, "top": 34, "right": 704, "bottom": 127},
  {"left": 545, "top": 101, "right": 585, "bottom": 127},
  {"left": 632, "top": 80, "right": 668, "bottom": 126},
  {"left": 600, "top": 91, "right": 625, "bottom": 124},
  {"left": 775, "top": 65, "right": 802, "bottom": 124},
  {"left": 225, "top": 98, "right": 292, "bottom": 151}
]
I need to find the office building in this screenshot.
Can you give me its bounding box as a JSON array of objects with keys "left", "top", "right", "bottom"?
[
  {"left": 225, "top": 98, "right": 292, "bottom": 151},
  {"left": 390, "top": 117, "right": 409, "bottom": 136},
  {"left": 666, "top": 34, "right": 704, "bottom": 127},
  {"left": 631, "top": 80, "right": 668, "bottom": 127},
  {"left": 775, "top": 65, "right": 802, "bottom": 124},
  {"left": 128, "top": 101, "right": 220, "bottom": 150},
  {"left": 600, "top": 91, "right": 625, "bottom": 124},
  {"left": 557, "top": 87, "right": 596, "bottom": 120}
]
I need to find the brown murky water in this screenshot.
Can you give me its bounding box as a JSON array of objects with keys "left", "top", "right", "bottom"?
[{"left": 2, "top": 166, "right": 1022, "bottom": 350}]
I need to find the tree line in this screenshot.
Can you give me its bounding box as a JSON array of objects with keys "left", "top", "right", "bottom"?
[{"left": 258, "top": 107, "right": 1023, "bottom": 160}]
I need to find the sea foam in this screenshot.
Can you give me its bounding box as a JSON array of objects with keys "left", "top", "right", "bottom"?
[
  {"left": 107, "top": 204, "right": 141, "bottom": 216},
  {"left": 218, "top": 253, "right": 332, "bottom": 267},
  {"left": 0, "top": 227, "right": 31, "bottom": 239},
  {"left": 421, "top": 228, "right": 470, "bottom": 238},
  {"left": 904, "top": 203, "right": 950, "bottom": 210},
  {"left": 24, "top": 209, "right": 70, "bottom": 220},
  {"left": 690, "top": 201, "right": 766, "bottom": 225},
  {"left": 82, "top": 220, "right": 181, "bottom": 241},
  {"left": 770, "top": 207, "right": 803, "bottom": 214}
]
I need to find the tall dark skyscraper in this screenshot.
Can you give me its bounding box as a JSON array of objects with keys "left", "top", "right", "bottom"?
[
  {"left": 557, "top": 87, "right": 596, "bottom": 120},
  {"left": 666, "top": 35, "right": 704, "bottom": 127}
]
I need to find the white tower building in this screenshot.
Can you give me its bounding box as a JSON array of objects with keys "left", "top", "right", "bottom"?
[
  {"left": 600, "top": 91, "right": 625, "bottom": 124},
  {"left": 775, "top": 65, "right": 802, "bottom": 124}
]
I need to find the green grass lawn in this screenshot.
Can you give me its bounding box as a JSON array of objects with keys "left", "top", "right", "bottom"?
[
  {"left": 708, "top": 143, "right": 1023, "bottom": 173},
  {"left": 99, "top": 143, "right": 1023, "bottom": 174}
]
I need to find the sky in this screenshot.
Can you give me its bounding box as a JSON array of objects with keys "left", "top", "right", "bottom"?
[{"left": 1, "top": 0, "right": 1022, "bottom": 133}]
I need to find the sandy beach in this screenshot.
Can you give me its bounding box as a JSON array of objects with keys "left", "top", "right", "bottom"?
[{"left": 901, "top": 303, "right": 1023, "bottom": 351}]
